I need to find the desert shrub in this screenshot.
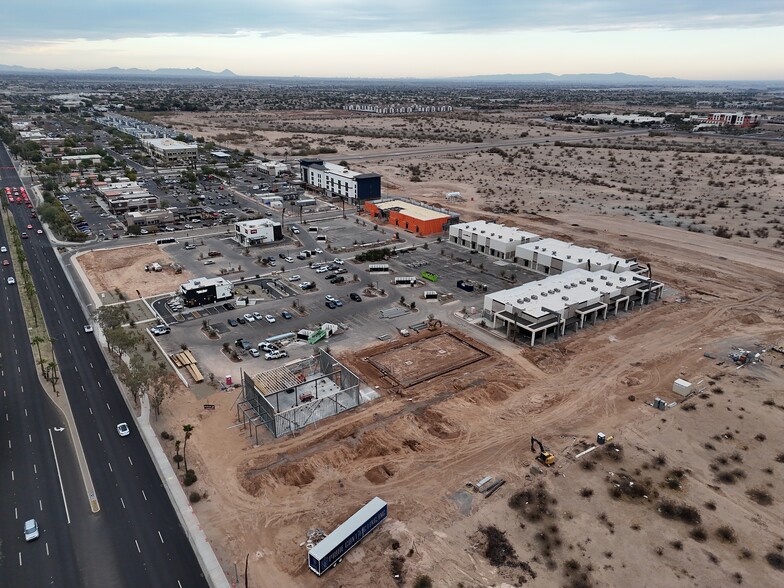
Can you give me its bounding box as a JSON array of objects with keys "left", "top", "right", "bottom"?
[
  {"left": 690, "top": 527, "right": 708, "bottom": 542},
  {"left": 775, "top": 453, "right": 784, "bottom": 463},
  {"left": 580, "top": 460, "right": 596, "bottom": 471},
  {"left": 509, "top": 483, "right": 556, "bottom": 522},
  {"left": 754, "top": 433, "right": 766, "bottom": 441},
  {"left": 704, "top": 500, "right": 717, "bottom": 511},
  {"left": 716, "top": 469, "right": 746, "bottom": 484},
  {"left": 183, "top": 469, "right": 198, "bottom": 486},
  {"left": 413, "top": 575, "right": 433, "bottom": 588},
  {"left": 390, "top": 556, "right": 405, "bottom": 585},
  {"left": 479, "top": 526, "right": 520, "bottom": 568},
  {"left": 160, "top": 431, "right": 170, "bottom": 440},
  {"left": 670, "top": 540, "right": 684, "bottom": 550},
  {"left": 609, "top": 473, "right": 652, "bottom": 501},
  {"left": 604, "top": 443, "right": 624, "bottom": 461},
  {"left": 739, "top": 548, "right": 753, "bottom": 560},
  {"left": 680, "top": 403, "right": 697, "bottom": 411},
  {"left": 657, "top": 500, "right": 701, "bottom": 525},
  {"left": 716, "top": 526, "right": 737, "bottom": 543},
  {"left": 766, "top": 552, "right": 784, "bottom": 570},
  {"left": 580, "top": 487, "right": 594, "bottom": 498},
  {"left": 708, "top": 552, "right": 720, "bottom": 564},
  {"left": 391, "top": 540, "right": 400, "bottom": 550},
  {"left": 189, "top": 491, "right": 201, "bottom": 503},
  {"left": 746, "top": 488, "right": 773, "bottom": 506}
]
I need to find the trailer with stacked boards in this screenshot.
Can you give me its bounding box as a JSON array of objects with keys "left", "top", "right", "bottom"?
[{"left": 308, "top": 496, "right": 387, "bottom": 576}]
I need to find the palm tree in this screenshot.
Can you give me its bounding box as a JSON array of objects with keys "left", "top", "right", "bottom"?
[
  {"left": 31, "top": 335, "right": 45, "bottom": 373},
  {"left": 182, "top": 424, "right": 194, "bottom": 471},
  {"left": 47, "top": 361, "right": 59, "bottom": 396}
]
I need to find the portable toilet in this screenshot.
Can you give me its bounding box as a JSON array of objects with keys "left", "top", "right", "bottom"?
[{"left": 597, "top": 432, "right": 607, "bottom": 445}]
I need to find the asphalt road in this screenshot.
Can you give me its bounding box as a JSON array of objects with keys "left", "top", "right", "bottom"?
[{"left": 1, "top": 144, "right": 209, "bottom": 587}]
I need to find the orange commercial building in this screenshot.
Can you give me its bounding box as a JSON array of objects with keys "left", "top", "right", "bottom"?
[{"left": 363, "top": 199, "right": 458, "bottom": 236}]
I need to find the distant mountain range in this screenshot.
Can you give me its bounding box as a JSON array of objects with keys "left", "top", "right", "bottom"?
[
  {"left": 0, "top": 64, "right": 237, "bottom": 77},
  {"left": 0, "top": 65, "right": 777, "bottom": 86},
  {"left": 447, "top": 72, "right": 683, "bottom": 84}
]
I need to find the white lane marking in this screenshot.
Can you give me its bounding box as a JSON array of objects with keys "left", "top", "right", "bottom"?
[
  {"left": 141, "top": 490, "right": 147, "bottom": 501},
  {"left": 158, "top": 531, "right": 164, "bottom": 543},
  {"left": 15, "top": 507, "right": 18, "bottom": 519},
  {"left": 135, "top": 540, "right": 140, "bottom": 553},
  {"left": 120, "top": 497, "right": 125, "bottom": 509},
  {"left": 39, "top": 499, "right": 43, "bottom": 511},
  {"left": 97, "top": 432, "right": 101, "bottom": 441},
  {"left": 7, "top": 439, "right": 10, "bottom": 449},
  {"left": 18, "top": 552, "right": 22, "bottom": 566},
  {"left": 89, "top": 407, "right": 93, "bottom": 415},
  {"left": 97, "top": 382, "right": 102, "bottom": 388},
  {"left": 48, "top": 428, "right": 71, "bottom": 524},
  {"left": 46, "top": 543, "right": 50, "bottom": 556},
  {"left": 90, "top": 362, "right": 93, "bottom": 368},
  {"left": 128, "top": 456, "right": 133, "bottom": 466},
  {"left": 34, "top": 464, "right": 37, "bottom": 474},
  {"left": 28, "top": 434, "right": 32, "bottom": 443},
  {"left": 108, "top": 462, "right": 113, "bottom": 472},
  {"left": 106, "top": 403, "right": 111, "bottom": 411},
  {"left": 11, "top": 470, "right": 14, "bottom": 481},
  {"left": 178, "top": 581, "right": 183, "bottom": 588}
]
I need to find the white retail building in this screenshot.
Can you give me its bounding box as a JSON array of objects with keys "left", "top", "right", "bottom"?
[
  {"left": 515, "top": 238, "right": 647, "bottom": 276},
  {"left": 483, "top": 268, "right": 663, "bottom": 346},
  {"left": 448, "top": 220, "right": 540, "bottom": 260}
]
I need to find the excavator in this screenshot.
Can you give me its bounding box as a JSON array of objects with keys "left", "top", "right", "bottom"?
[{"left": 531, "top": 436, "right": 555, "bottom": 466}]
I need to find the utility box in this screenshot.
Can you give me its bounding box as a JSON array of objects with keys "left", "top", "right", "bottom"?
[
  {"left": 654, "top": 397, "right": 666, "bottom": 410},
  {"left": 672, "top": 378, "right": 692, "bottom": 397}
]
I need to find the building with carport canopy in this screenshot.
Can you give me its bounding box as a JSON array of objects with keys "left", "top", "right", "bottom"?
[{"left": 483, "top": 268, "right": 663, "bottom": 346}]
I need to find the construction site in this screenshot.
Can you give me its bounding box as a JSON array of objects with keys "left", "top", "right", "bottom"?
[{"left": 238, "top": 348, "right": 369, "bottom": 440}]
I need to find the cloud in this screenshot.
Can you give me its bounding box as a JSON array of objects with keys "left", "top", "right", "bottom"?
[{"left": 5, "top": 1, "right": 784, "bottom": 43}]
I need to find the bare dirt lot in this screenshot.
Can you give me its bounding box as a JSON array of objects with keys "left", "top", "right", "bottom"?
[
  {"left": 134, "top": 109, "right": 784, "bottom": 587},
  {"left": 76, "top": 243, "right": 192, "bottom": 299}
]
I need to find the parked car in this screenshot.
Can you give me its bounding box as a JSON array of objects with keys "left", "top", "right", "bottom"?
[
  {"left": 279, "top": 253, "right": 287, "bottom": 259},
  {"left": 264, "top": 314, "right": 276, "bottom": 323},
  {"left": 333, "top": 299, "right": 344, "bottom": 307},
  {"left": 325, "top": 300, "right": 337, "bottom": 309},
  {"left": 325, "top": 294, "right": 336, "bottom": 301},
  {"left": 236, "top": 316, "right": 247, "bottom": 325},
  {"left": 288, "top": 275, "right": 301, "bottom": 282},
  {"left": 316, "top": 266, "right": 328, "bottom": 273},
  {"left": 243, "top": 313, "right": 255, "bottom": 322},
  {"left": 248, "top": 348, "right": 260, "bottom": 358},
  {"left": 330, "top": 276, "right": 345, "bottom": 284},
  {"left": 235, "top": 338, "right": 252, "bottom": 350},
  {"left": 284, "top": 256, "right": 293, "bottom": 263},
  {"left": 227, "top": 318, "right": 239, "bottom": 327},
  {"left": 281, "top": 310, "right": 293, "bottom": 320},
  {"left": 350, "top": 293, "right": 362, "bottom": 302},
  {"left": 265, "top": 350, "right": 288, "bottom": 360},
  {"left": 258, "top": 342, "right": 278, "bottom": 352},
  {"left": 314, "top": 248, "right": 323, "bottom": 254},
  {"left": 150, "top": 325, "right": 171, "bottom": 336},
  {"left": 252, "top": 311, "right": 263, "bottom": 321}
]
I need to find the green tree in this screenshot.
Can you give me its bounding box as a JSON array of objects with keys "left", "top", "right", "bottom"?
[{"left": 31, "top": 335, "right": 46, "bottom": 374}]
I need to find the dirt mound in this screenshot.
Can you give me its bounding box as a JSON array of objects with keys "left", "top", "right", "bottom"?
[
  {"left": 365, "top": 463, "right": 395, "bottom": 484},
  {"left": 736, "top": 313, "right": 764, "bottom": 325},
  {"left": 269, "top": 462, "right": 316, "bottom": 488},
  {"left": 415, "top": 408, "right": 462, "bottom": 440}
]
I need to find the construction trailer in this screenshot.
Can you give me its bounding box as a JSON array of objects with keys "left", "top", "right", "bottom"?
[{"left": 308, "top": 497, "right": 388, "bottom": 576}]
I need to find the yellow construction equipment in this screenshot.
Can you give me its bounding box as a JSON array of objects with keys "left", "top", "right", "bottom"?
[{"left": 531, "top": 436, "right": 556, "bottom": 466}]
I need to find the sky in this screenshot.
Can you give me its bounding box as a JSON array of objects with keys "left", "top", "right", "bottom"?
[{"left": 1, "top": 1, "right": 783, "bottom": 79}]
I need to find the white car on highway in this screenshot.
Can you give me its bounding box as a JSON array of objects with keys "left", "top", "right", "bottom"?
[{"left": 116, "top": 422, "right": 130, "bottom": 437}]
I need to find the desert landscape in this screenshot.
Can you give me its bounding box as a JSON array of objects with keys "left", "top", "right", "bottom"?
[{"left": 103, "top": 107, "right": 784, "bottom": 587}]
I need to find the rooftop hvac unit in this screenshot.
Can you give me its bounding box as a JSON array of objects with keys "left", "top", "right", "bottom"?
[
  {"left": 562, "top": 296, "right": 569, "bottom": 300},
  {"left": 524, "top": 297, "right": 531, "bottom": 302},
  {"left": 579, "top": 280, "right": 586, "bottom": 285},
  {"left": 531, "top": 295, "right": 538, "bottom": 300},
  {"left": 591, "top": 286, "right": 598, "bottom": 291},
  {"left": 548, "top": 289, "right": 555, "bottom": 294},
  {"left": 607, "top": 282, "right": 613, "bottom": 287},
  {"left": 534, "top": 245, "right": 540, "bottom": 250},
  {"left": 619, "top": 277, "right": 626, "bottom": 282},
  {"left": 587, "top": 277, "right": 594, "bottom": 282},
  {"left": 480, "top": 230, "right": 485, "bottom": 234},
  {"left": 566, "top": 255, "right": 571, "bottom": 259},
  {"left": 571, "top": 283, "right": 577, "bottom": 287},
  {"left": 578, "top": 258, "right": 583, "bottom": 262},
  {"left": 517, "top": 298, "right": 524, "bottom": 304},
  {"left": 490, "top": 233, "right": 495, "bottom": 236},
  {"left": 564, "top": 285, "right": 570, "bottom": 289},
  {"left": 541, "top": 292, "right": 548, "bottom": 297}
]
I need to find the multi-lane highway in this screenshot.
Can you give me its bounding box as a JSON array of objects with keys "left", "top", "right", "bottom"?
[{"left": 0, "top": 144, "right": 209, "bottom": 587}]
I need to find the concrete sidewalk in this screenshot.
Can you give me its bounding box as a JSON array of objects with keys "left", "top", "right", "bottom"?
[{"left": 138, "top": 394, "right": 230, "bottom": 588}]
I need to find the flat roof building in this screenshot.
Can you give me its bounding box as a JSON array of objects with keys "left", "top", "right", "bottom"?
[
  {"left": 97, "top": 181, "right": 159, "bottom": 214},
  {"left": 364, "top": 198, "right": 459, "bottom": 236},
  {"left": 125, "top": 208, "right": 174, "bottom": 227},
  {"left": 180, "top": 277, "right": 233, "bottom": 307},
  {"left": 300, "top": 158, "right": 381, "bottom": 203},
  {"left": 143, "top": 138, "right": 198, "bottom": 162},
  {"left": 233, "top": 218, "right": 283, "bottom": 247},
  {"left": 484, "top": 268, "right": 662, "bottom": 346},
  {"left": 449, "top": 220, "right": 540, "bottom": 260},
  {"left": 515, "top": 238, "right": 646, "bottom": 276}
]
